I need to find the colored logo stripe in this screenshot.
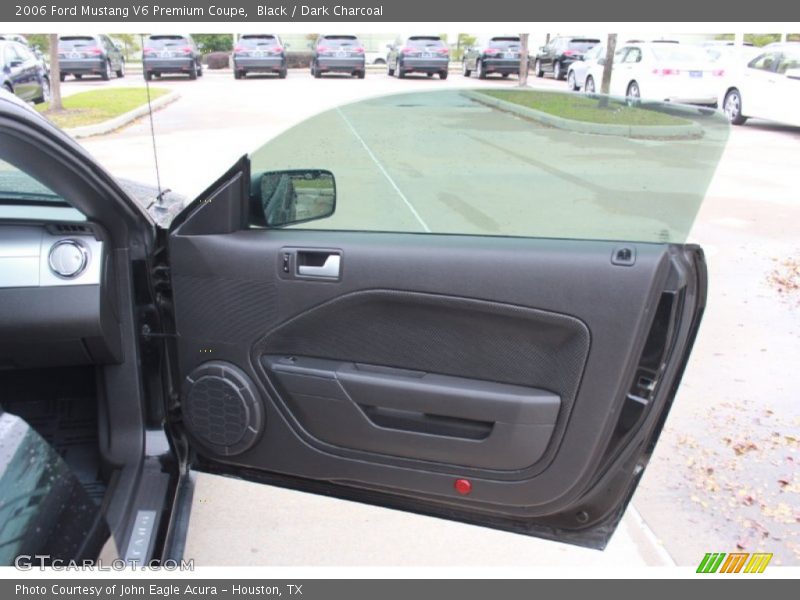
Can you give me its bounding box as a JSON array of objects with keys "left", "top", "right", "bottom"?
[
  {"left": 696, "top": 552, "right": 772, "bottom": 573},
  {"left": 744, "top": 553, "right": 772, "bottom": 573}
]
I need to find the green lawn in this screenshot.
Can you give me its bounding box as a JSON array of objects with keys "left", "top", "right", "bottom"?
[
  {"left": 36, "top": 87, "right": 170, "bottom": 129},
  {"left": 478, "top": 90, "right": 690, "bottom": 127}
]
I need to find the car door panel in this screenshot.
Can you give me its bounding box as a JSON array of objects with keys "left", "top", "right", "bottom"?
[{"left": 167, "top": 171, "right": 704, "bottom": 547}]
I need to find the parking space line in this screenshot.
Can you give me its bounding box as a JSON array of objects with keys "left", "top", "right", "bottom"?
[{"left": 336, "top": 107, "right": 431, "bottom": 233}]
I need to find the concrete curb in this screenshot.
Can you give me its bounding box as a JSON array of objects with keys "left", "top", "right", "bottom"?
[
  {"left": 464, "top": 90, "right": 703, "bottom": 139},
  {"left": 64, "top": 91, "right": 181, "bottom": 139}
]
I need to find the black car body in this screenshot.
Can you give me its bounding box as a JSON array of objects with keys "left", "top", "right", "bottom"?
[
  {"left": 462, "top": 36, "right": 522, "bottom": 79},
  {"left": 534, "top": 36, "right": 600, "bottom": 80},
  {"left": 311, "top": 35, "right": 366, "bottom": 79},
  {"left": 388, "top": 36, "right": 450, "bottom": 79},
  {"left": 143, "top": 34, "right": 203, "bottom": 81},
  {"left": 233, "top": 34, "right": 288, "bottom": 79},
  {"left": 58, "top": 34, "right": 125, "bottom": 81},
  {"left": 0, "top": 41, "right": 49, "bottom": 104}
]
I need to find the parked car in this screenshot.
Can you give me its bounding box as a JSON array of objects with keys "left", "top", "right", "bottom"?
[
  {"left": 387, "top": 36, "right": 450, "bottom": 79},
  {"left": 583, "top": 43, "right": 721, "bottom": 105},
  {"left": 233, "top": 34, "right": 288, "bottom": 79},
  {"left": 365, "top": 51, "right": 386, "bottom": 65},
  {"left": 57, "top": 35, "right": 125, "bottom": 81},
  {"left": 462, "top": 36, "right": 522, "bottom": 79},
  {"left": 0, "top": 34, "right": 48, "bottom": 77},
  {"left": 720, "top": 43, "right": 800, "bottom": 127},
  {"left": 143, "top": 34, "right": 203, "bottom": 81},
  {"left": 534, "top": 36, "right": 600, "bottom": 80},
  {"left": 310, "top": 35, "right": 366, "bottom": 79},
  {"left": 0, "top": 40, "right": 50, "bottom": 104},
  {"left": 566, "top": 43, "right": 605, "bottom": 91}
]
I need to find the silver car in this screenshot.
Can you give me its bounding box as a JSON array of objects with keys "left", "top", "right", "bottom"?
[{"left": 388, "top": 36, "right": 450, "bottom": 79}]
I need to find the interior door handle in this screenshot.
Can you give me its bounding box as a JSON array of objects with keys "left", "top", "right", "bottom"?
[{"left": 297, "top": 254, "right": 341, "bottom": 278}]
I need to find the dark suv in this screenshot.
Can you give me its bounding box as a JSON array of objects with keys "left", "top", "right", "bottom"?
[
  {"left": 143, "top": 34, "right": 203, "bottom": 81},
  {"left": 462, "top": 36, "right": 522, "bottom": 79},
  {"left": 1, "top": 40, "right": 50, "bottom": 104},
  {"left": 233, "top": 34, "right": 288, "bottom": 79},
  {"left": 534, "top": 36, "right": 600, "bottom": 80},
  {"left": 388, "top": 36, "right": 450, "bottom": 79},
  {"left": 57, "top": 35, "right": 125, "bottom": 81},
  {"left": 310, "top": 35, "right": 366, "bottom": 79}
]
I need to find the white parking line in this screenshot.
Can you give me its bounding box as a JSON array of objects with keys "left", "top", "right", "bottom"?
[{"left": 336, "top": 107, "right": 431, "bottom": 233}]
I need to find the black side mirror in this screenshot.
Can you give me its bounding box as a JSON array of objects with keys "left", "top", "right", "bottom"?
[{"left": 252, "top": 169, "right": 336, "bottom": 228}]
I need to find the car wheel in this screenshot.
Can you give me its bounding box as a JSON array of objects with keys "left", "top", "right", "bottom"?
[
  {"left": 279, "top": 68, "right": 287, "bottom": 79},
  {"left": 397, "top": 63, "right": 406, "bottom": 78},
  {"left": 197, "top": 64, "right": 204, "bottom": 77},
  {"left": 101, "top": 60, "right": 111, "bottom": 81},
  {"left": 144, "top": 71, "right": 152, "bottom": 82},
  {"left": 462, "top": 61, "right": 471, "bottom": 77},
  {"left": 584, "top": 75, "right": 595, "bottom": 94},
  {"left": 534, "top": 59, "right": 544, "bottom": 78},
  {"left": 116, "top": 61, "right": 125, "bottom": 78},
  {"left": 387, "top": 62, "right": 395, "bottom": 77},
  {"left": 34, "top": 76, "right": 50, "bottom": 104},
  {"left": 553, "top": 61, "right": 563, "bottom": 80},
  {"left": 189, "top": 63, "right": 198, "bottom": 80},
  {"left": 357, "top": 70, "right": 365, "bottom": 79},
  {"left": 567, "top": 70, "right": 577, "bottom": 91},
  {"left": 502, "top": 73, "right": 510, "bottom": 78},
  {"left": 723, "top": 88, "right": 747, "bottom": 125},
  {"left": 312, "top": 61, "right": 322, "bottom": 78},
  {"left": 478, "top": 60, "right": 487, "bottom": 79},
  {"left": 440, "top": 70, "right": 448, "bottom": 80},
  {"left": 626, "top": 81, "right": 641, "bottom": 104},
  {"left": 59, "top": 72, "right": 66, "bottom": 82},
  {"left": 234, "top": 69, "right": 242, "bottom": 80},
  {"left": 74, "top": 74, "right": 82, "bottom": 80}
]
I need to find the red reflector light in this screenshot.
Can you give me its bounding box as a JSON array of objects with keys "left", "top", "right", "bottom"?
[
  {"left": 563, "top": 50, "right": 575, "bottom": 56},
  {"left": 274, "top": 46, "right": 283, "bottom": 53},
  {"left": 437, "top": 47, "right": 449, "bottom": 55},
  {"left": 88, "top": 47, "right": 102, "bottom": 55},
  {"left": 234, "top": 45, "right": 244, "bottom": 52},
  {"left": 181, "top": 46, "right": 192, "bottom": 54},
  {"left": 454, "top": 479, "right": 472, "bottom": 495},
  {"left": 402, "top": 47, "right": 415, "bottom": 54},
  {"left": 354, "top": 47, "right": 365, "bottom": 53},
  {"left": 317, "top": 46, "right": 330, "bottom": 53},
  {"left": 484, "top": 48, "right": 499, "bottom": 55}
]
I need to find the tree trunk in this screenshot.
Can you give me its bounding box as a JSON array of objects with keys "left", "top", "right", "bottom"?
[
  {"left": 518, "top": 33, "right": 529, "bottom": 87},
  {"left": 599, "top": 33, "right": 617, "bottom": 108},
  {"left": 48, "top": 34, "right": 62, "bottom": 110}
]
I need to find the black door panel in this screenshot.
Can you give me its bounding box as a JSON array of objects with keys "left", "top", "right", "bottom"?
[{"left": 167, "top": 217, "right": 702, "bottom": 547}]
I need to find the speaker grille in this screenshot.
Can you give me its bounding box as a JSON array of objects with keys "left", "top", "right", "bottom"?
[{"left": 182, "top": 362, "right": 264, "bottom": 456}]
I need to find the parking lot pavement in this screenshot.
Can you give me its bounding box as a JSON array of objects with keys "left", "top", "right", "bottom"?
[
  {"left": 66, "top": 68, "right": 800, "bottom": 566},
  {"left": 184, "top": 472, "right": 672, "bottom": 566}
]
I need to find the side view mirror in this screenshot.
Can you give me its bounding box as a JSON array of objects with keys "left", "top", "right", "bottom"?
[
  {"left": 597, "top": 57, "right": 607, "bottom": 66},
  {"left": 8, "top": 60, "right": 22, "bottom": 68},
  {"left": 785, "top": 68, "right": 800, "bottom": 80},
  {"left": 253, "top": 169, "right": 336, "bottom": 228}
]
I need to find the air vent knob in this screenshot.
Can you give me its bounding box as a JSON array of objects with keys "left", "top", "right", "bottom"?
[{"left": 48, "top": 240, "right": 89, "bottom": 278}]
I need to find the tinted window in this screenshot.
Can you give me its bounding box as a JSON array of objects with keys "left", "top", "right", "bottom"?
[
  {"left": 321, "top": 36, "right": 359, "bottom": 46},
  {"left": 240, "top": 35, "right": 278, "bottom": 48},
  {"left": 58, "top": 37, "right": 97, "bottom": 50},
  {"left": 248, "top": 90, "right": 729, "bottom": 243},
  {"left": 622, "top": 47, "right": 642, "bottom": 63},
  {"left": 0, "top": 158, "right": 66, "bottom": 204},
  {"left": 776, "top": 51, "right": 800, "bottom": 73},
  {"left": 488, "top": 38, "right": 520, "bottom": 49},
  {"left": 407, "top": 37, "right": 446, "bottom": 48},
  {"left": 146, "top": 36, "right": 188, "bottom": 49},
  {"left": 747, "top": 52, "right": 779, "bottom": 71},
  {"left": 567, "top": 39, "right": 600, "bottom": 52}
]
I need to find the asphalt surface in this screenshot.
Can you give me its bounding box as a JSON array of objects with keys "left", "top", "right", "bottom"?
[{"left": 60, "top": 67, "right": 800, "bottom": 566}]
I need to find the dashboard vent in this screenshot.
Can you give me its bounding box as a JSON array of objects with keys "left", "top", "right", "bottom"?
[{"left": 53, "top": 223, "right": 92, "bottom": 234}]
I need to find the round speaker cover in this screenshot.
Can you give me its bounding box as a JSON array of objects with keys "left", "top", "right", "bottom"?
[{"left": 182, "top": 361, "right": 264, "bottom": 456}]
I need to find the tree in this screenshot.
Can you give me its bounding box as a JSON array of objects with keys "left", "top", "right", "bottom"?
[
  {"left": 48, "top": 34, "right": 62, "bottom": 110},
  {"left": 599, "top": 33, "right": 617, "bottom": 107},
  {"left": 111, "top": 34, "right": 140, "bottom": 60},
  {"left": 190, "top": 34, "right": 233, "bottom": 54},
  {"left": 518, "top": 33, "right": 529, "bottom": 87}
]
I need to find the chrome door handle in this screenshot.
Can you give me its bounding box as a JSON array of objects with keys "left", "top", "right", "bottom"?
[{"left": 297, "top": 254, "right": 341, "bottom": 278}]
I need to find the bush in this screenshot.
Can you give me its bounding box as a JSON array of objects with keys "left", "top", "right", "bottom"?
[
  {"left": 205, "top": 52, "right": 230, "bottom": 69},
  {"left": 286, "top": 52, "right": 313, "bottom": 68}
]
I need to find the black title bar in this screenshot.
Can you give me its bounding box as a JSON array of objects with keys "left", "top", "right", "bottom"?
[{"left": 4, "top": 0, "right": 800, "bottom": 22}]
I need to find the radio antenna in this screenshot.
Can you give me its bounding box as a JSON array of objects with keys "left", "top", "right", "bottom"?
[{"left": 140, "top": 34, "right": 167, "bottom": 208}]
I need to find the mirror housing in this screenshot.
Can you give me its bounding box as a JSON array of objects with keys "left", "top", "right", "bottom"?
[
  {"left": 252, "top": 169, "right": 336, "bottom": 228},
  {"left": 597, "top": 57, "right": 607, "bottom": 66},
  {"left": 785, "top": 68, "right": 800, "bottom": 80}
]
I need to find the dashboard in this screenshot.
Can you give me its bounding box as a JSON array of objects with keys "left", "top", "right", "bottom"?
[{"left": 0, "top": 223, "right": 122, "bottom": 369}]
